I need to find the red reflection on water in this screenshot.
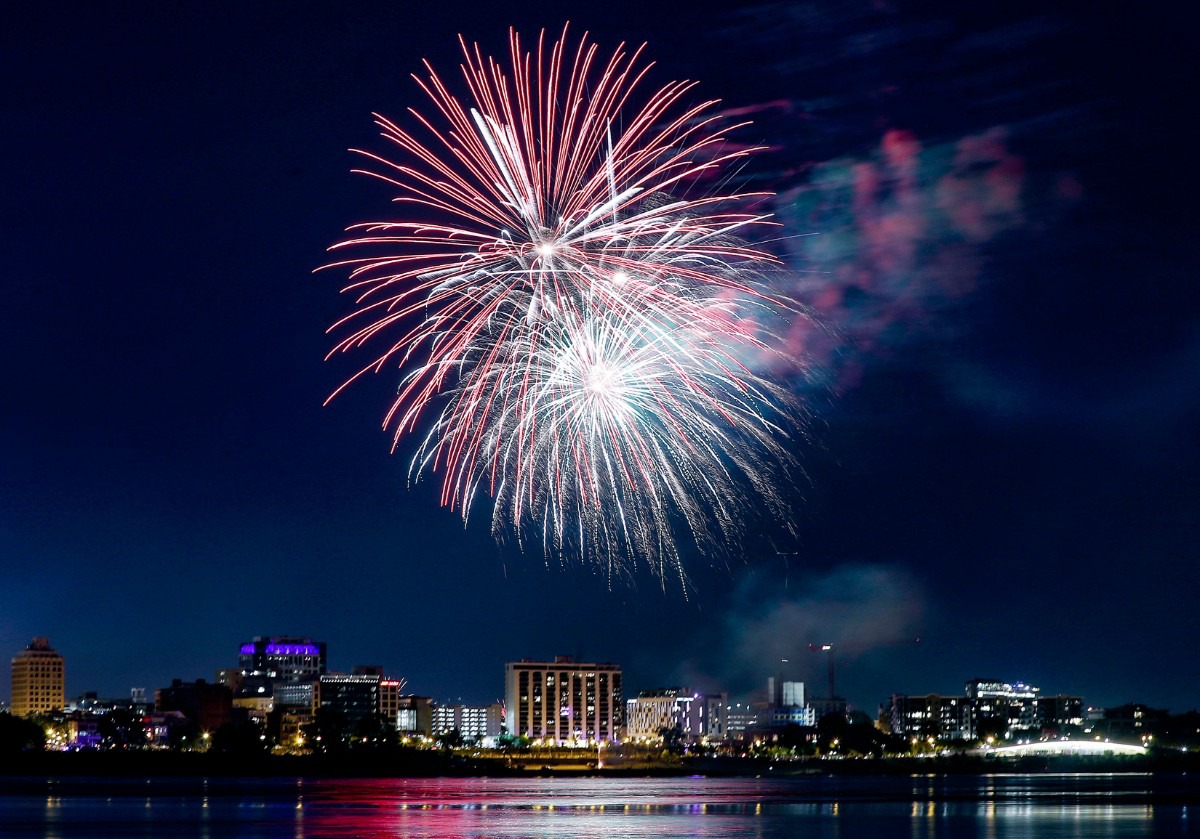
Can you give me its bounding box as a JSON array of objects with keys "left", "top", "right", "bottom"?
[{"left": 289, "top": 777, "right": 786, "bottom": 839}]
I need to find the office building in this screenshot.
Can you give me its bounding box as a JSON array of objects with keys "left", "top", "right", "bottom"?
[
  {"left": 885, "top": 694, "right": 970, "bottom": 740},
  {"left": 155, "top": 678, "right": 233, "bottom": 733},
  {"left": 884, "top": 679, "right": 1082, "bottom": 741},
  {"left": 761, "top": 703, "right": 817, "bottom": 728},
  {"left": 315, "top": 674, "right": 380, "bottom": 726},
  {"left": 273, "top": 681, "right": 316, "bottom": 710},
  {"left": 625, "top": 689, "right": 728, "bottom": 742},
  {"left": 379, "top": 678, "right": 405, "bottom": 726},
  {"left": 10, "top": 637, "right": 65, "bottom": 717},
  {"left": 395, "top": 695, "right": 433, "bottom": 735},
  {"left": 432, "top": 703, "right": 504, "bottom": 740},
  {"left": 725, "top": 701, "right": 759, "bottom": 737},
  {"left": 966, "top": 678, "right": 1039, "bottom": 738},
  {"left": 233, "top": 636, "right": 326, "bottom": 711},
  {"left": 238, "top": 636, "right": 326, "bottom": 683},
  {"left": 768, "top": 678, "right": 806, "bottom": 709},
  {"left": 505, "top": 656, "right": 622, "bottom": 743},
  {"left": 759, "top": 678, "right": 816, "bottom": 728}
]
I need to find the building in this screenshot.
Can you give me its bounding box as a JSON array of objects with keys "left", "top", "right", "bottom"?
[
  {"left": 1092, "top": 703, "right": 1169, "bottom": 743},
  {"left": 625, "top": 689, "right": 729, "bottom": 742},
  {"left": 883, "top": 679, "right": 1082, "bottom": 742},
  {"left": 884, "top": 694, "right": 970, "bottom": 740},
  {"left": 238, "top": 636, "right": 326, "bottom": 685},
  {"left": 233, "top": 694, "right": 273, "bottom": 723},
  {"left": 231, "top": 636, "right": 327, "bottom": 715},
  {"left": 395, "top": 695, "right": 433, "bottom": 736},
  {"left": 1034, "top": 694, "right": 1084, "bottom": 733},
  {"left": 808, "top": 696, "right": 848, "bottom": 722},
  {"left": 10, "top": 637, "right": 65, "bottom": 717},
  {"left": 505, "top": 656, "right": 622, "bottom": 743},
  {"left": 379, "top": 678, "right": 406, "bottom": 727},
  {"left": 624, "top": 691, "right": 679, "bottom": 741},
  {"left": 315, "top": 674, "right": 380, "bottom": 726},
  {"left": 273, "top": 681, "right": 316, "bottom": 710},
  {"left": 432, "top": 703, "right": 504, "bottom": 741},
  {"left": 699, "top": 693, "right": 729, "bottom": 741},
  {"left": 966, "top": 679, "right": 1040, "bottom": 739},
  {"left": 277, "top": 707, "right": 313, "bottom": 749},
  {"left": 768, "top": 678, "right": 806, "bottom": 709},
  {"left": 313, "top": 670, "right": 423, "bottom": 740},
  {"left": 67, "top": 713, "right": 103, "bottom": 749},
  {"left": 155, "top": 679, "right": 233, "bottom": 733},
  {"left": 760, "top": 678, "right": 816, "bottom": 729},
  {"left": 725, "top": 701, "right": 759, "bottom": 738},
  {"left": 1036, "top": 700, "right": 1084, "bottom": 729},
  {"left": 761, "top": 704, "right": 817, "bottom": 728},
  {"left": 147, "top": 710, "right": 191, "bottom": 747}
]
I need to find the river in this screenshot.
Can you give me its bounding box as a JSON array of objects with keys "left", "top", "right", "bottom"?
[{"left": 1, "top": 773, "right": 1195, "bottom": 837}]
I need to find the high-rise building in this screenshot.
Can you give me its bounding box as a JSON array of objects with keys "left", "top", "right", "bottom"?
[
  {"left": 238, "top": 636, "right": 326, "bottom": 683},
  {"left": 315, "top": 674, "right": 380, "bottom": 726},
  {"left": 10, "top": 637, "right": 65, "bottom": 717},
  {"left": 767, "top": 678, "right": 806, "bottom": 709},
  {"left": 505, "top": 656, "right": 622, "bottom": 743}
]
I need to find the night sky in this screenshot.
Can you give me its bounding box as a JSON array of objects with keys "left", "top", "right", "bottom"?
[{"left": 3, "top": 2, "right": 1196, "bottom": 715}]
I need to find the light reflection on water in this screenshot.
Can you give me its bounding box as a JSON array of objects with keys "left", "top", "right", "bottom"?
[{"left": 0, "top": 775, "right": 1193, "bottom": 838}]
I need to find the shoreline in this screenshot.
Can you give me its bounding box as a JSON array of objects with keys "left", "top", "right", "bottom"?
[{"left": 2, "top": 750, "right": 1194, "bottom": 779}]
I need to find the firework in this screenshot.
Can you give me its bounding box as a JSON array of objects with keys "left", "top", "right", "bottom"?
[{"left": 325, "top": 26, "right": 807, "bottom": 583}]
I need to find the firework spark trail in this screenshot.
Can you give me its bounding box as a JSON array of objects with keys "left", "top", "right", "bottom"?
[{"left": 324, "top": 26, "right": 811, "bottom": 584}]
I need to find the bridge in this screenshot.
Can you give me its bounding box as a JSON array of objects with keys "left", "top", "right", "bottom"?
[{"left": 989, "top": 740, "right": 1147, "bottom": 758}]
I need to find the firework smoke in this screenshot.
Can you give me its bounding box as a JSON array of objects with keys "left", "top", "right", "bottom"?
[{"left": 325, "top": 27, "right": 810, "bottom": 583}]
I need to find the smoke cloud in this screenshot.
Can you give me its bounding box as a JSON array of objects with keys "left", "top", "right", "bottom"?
[{"left": 672, "top": 563, "right": 925, "bottom": 700}]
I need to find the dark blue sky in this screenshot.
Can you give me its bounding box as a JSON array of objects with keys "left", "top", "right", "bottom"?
[{"left": 2, "top": 2, "right": 1197, "bottom": 714}]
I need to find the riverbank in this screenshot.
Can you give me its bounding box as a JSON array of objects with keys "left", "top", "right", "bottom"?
[{"left": 3, "top": 749, "right": 1196, "bottom": 778}]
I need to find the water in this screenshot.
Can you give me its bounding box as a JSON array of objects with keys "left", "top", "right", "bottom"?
[{"left": 0, "top": 774, "right": 1194, "bottom": 838}]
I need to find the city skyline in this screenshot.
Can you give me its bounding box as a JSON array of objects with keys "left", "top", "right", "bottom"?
[
  {"left": 14, "top": 631, "right": 1190, "bottom": 760},
  {"left": 2, "top": 2, "right": 1196, "bottom": 716},
  {"left": 5, "top": 633, "right": 1194, "bottom": 721}
]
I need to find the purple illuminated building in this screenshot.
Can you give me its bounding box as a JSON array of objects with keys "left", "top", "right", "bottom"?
[{"left": 238, "top": 636, "right": 326, "bottom": 685}]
